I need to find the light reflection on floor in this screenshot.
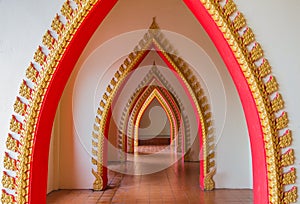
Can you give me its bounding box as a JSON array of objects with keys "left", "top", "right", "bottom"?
[{"left": 47, "top": 145, "right": 252, "bottom": 203}]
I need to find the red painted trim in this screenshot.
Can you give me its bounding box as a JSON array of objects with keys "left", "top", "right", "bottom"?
[
  {"left": 154, "top": 48, "right": 204, "bottom": 188},
  {"left": 184, "top": 0, "right": 268, "bottom": 202},
  {"left": 26, "top": 0, "right": 270, "bottom": 203},
  {"left": 29, "top": 1, "right": 118, "bottom": 203}
]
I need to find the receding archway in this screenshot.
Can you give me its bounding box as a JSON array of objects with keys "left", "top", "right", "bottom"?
[
  {"left": 137, "top": 98, "right": 172, "bottom": 147},
  {"left": 132, "top": 88, "right": 180, "bottom": 152},
  {"left": 91, "top": 20, "right": 214, "bottom": 192},
  {"left": 117, "top": 65, "right": 189, "bottom": 157}
]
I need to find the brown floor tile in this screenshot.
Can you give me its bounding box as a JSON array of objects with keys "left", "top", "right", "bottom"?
[{"left": 47, "top": 146, "right": 252, "bottom": 204}]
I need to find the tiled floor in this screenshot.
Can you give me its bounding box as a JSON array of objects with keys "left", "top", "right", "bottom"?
[
  {"left": 136, "top": 145, "right": 169, "bottom": 154},
  {"left": 47, "top": 146, "right": 252, "bottom": 203}
]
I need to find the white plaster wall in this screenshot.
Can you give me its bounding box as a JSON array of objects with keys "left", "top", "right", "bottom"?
[
  {"left": 0, "top": 0, "right": 299, "bottom": 193},
  {"left": 139, "top": 99, "right": 171, "bottom": 138}
]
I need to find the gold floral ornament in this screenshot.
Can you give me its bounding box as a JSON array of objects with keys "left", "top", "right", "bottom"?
[
  {"left": 1, "top": 190, "right": 15, "bottom": 203},
  {"left": 42, "top": 30, "right": 56, "bottom": 50},
  {"left": 3, "top": 153, "right": 17, "bottom": 171},
  {"left": 10, "top": 116, "right": 22, "bottom": 134},
  {"left": 61, "top": 1, "right": 74, "bottom": 21},
  {"left": 2, "top": 172, "right": 16, "bottom": 190},
  {"left": 19, "top": 80, "right": 32, "bottom": 100},
  {"left": 6, "top": 134, "right": 19, "bottom": 152},
  {"left": 13, "top": 97, "right": 27, "bottom": 116}
]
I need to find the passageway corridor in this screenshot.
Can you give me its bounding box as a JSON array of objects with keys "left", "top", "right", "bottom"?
[{"left": 47, "top": 147, "right": 252, "bottom": 203}]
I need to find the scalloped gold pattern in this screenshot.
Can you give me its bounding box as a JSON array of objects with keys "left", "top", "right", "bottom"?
[
  {"left": 284, "top": 187, "right": 298, "bottom": 204},
  {"left": 1, "top": 190, "right": 15, "bottom": 203},
  {"left": 51, "top": 14, "right": 64, "bottom": 35},
  {"left": 4, "top": 153, "right": 17, "bottom": 171},
  {"left": 204, "top": 168, "right": 216, "bottom": 191},
  {"left": 9, "top": 116, "right": 22, "bottom": 134},
  {"left": 2, "top": 172, "right": 15, "bottom": 190},
  {"left": 233, "top": 12, "right": 246, "bottom": 30},
  {"left": 1, "top": 1, "right": 100, "bottom": 203},
  {"left": 250, "top": 43, "right": 263, "bottom": 61},
  {"left": 42, "top": 30, "right": 56, "bottom": 50},
  {"left": 281, "top": 149, "right": 294, "bottom": 167},
  {"left": 283, "top": 168, "right": 296, "bottom": 185},
  {"left": 6, "top": 134, "right": 19, "bottom": 152},
  {"left": 74, "top": 0, "right": 82, "bottom": 7},
  {"left": 265, "top": 76, "right": 279, "bottom": 94},
  {"left": 241, "top": 28, "right": 255, "bottom": 46},
  {"left": 258, "top": 59, "right": 272, "bottom": 78},
  {"left": 92, "top": 169, "right": 103, "bottom": 190},
  {"left": 26, "top": 63, "right": 39, "bottom": 83},
  {"left": 19, "top": 80, "right": 32, "bottom": 100},
  {"left": 61, "top": 1, "right": 73, "bottom": 21},
  {"left": 279, "top": 130, "right": 292, "bottom": 148},
  {"left": 1, "top": 0, "right": 296, "bottom": 203},
  {"left": 271, "top": 93, "right": 284, "bottom": 112},
  {"left": 276, "top": 111, "right": 289, "bottom": 130},
  {"left": 34, "top": 46, "right": 46, "bottom": 66},
  {"left": 13, "top": 97, "right": 26, "bottom": 116},
  {"left": 223, "top": 0, "right": 236, "bottom": 17}
]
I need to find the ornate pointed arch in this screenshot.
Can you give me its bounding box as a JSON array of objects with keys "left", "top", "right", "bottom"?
[
  {"left": 91, "top": 19, "right": 214, "bottom": 191},
  {"left": 132, "top": 87, "right": 180, "bottom": 150},
  {"left": 127, "top": 84, "right": 182, "bottom": 153},
  {"left": 1, "top": 0, "right": 296, "bottom": 203},
  {"left": 117, "top": 64, "right": 190, "bottom": 157}
]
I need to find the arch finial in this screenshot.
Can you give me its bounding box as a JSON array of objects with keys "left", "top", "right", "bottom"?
[{"left": 150, "top": 16, "right": 159, "bottom": 29}]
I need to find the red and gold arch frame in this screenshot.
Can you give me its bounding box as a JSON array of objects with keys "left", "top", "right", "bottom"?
[
  {"left": 117, "top": 65, "right": 190, "bottom": 157},
  {"left": 133, "top": 87, "right": 179, "bottom": 150},
  {"left": 91, "top": 19, "right": 213, "bottom": 192},
  {"left": 1, "top": 0, "right": 296, "bottom": 204},
  {"left": 127, "top": 85, "right": 182, "bottom": 153}
]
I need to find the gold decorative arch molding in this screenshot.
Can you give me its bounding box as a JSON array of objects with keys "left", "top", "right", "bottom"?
[
  {"left": 1, "top": 0, "right": 296, "bottom": 203},
  {"left": 132, "top": 87, "right": 180, "bottom": 149},
  {"left": 117, "top": 64, "right": 190, "bottom": 157},
  {"left": 128, "top": 84, "right": 182, "bottom": 153}
]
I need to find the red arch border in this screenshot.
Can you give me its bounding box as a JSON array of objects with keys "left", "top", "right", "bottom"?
[
  {"left": 184, "top": 1, "right": 267, "bottom": 203},
  {"left": 26, "top": 0, "right": 267, "bottom": 203}
]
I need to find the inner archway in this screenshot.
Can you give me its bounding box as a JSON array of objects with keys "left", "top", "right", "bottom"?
[
  {"left": 132, "top": 88, "right": 180, "bottom": 153},
  {"left": 91, "top": 22, "right": 215, "bottom": 191},
  {"left": 138, "top": 98, "right": 171, "bottom": 147}
]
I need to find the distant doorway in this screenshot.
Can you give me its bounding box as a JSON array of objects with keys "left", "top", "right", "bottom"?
[{"left": 138, "top": 98, "right": 171, "bottom": 148}]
